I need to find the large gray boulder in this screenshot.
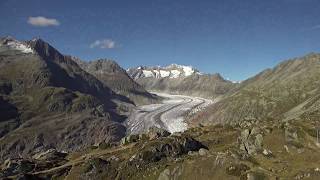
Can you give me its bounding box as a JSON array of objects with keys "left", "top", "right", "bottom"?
[
  {"left": 239, "top": 127, "right": 264, "bottom": 155},
  {"left": 134, "top": 135, "right": 206, "bottom": 163}
]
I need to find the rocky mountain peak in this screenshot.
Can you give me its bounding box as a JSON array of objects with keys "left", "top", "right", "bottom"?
[
  {"left": 26, "top": 38, "right": 64, "bottom": 61},
  {"left": 127, "top": 64, "right": 202, "bottom": 79}
]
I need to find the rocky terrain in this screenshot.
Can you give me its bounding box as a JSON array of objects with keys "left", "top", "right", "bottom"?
[
  {"left": 191, "top": 53, "right": 320, "bottom": 126},
  {"left": 73, "top": 58, "right": 159, "bottom": 105},
  {"left": 128, "top": 65, "right": 236, "bottom": 99},
  {"left": 3, "top": 120, "right": 320, "bottom": 180},
  {"left": 2, "top": 37, "right": 320, "bottom": 179},
  {"left": 0, "top": 37, "right": 132, "bottom": 162}
]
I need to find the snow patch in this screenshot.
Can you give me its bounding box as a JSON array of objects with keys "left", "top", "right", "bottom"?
[
  {"left": 182, "top": 66, "right": 194, "bottom": 76},
  {"left": 170, "top": 70, "right": 181, "bottom": 78},
  {"left": 5, "top": 41, "right": 34, "bottom": 53},
  {"left": 160, "top": 70, "right": 170, "bottom": 77},
  {"left": 142, "top": 70, "right": 154, "bottom": 77}
]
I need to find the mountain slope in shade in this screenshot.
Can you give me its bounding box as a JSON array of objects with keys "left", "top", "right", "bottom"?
[
  {"left": 72, "top": 58, "right": 159, "bottom": 105},
  {"left": 0, "top": 37, "right": 130, "bottom": 160},
  {"left": 191, "top": 53, "right": 320, "bottom": 126},
  {"left": 128, "top": 65, "right": 236, "bottom": 99}
]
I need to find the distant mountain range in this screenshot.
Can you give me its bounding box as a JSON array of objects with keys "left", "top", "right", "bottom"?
[
  {"left": 127, "top": 64, "right": 202, "bottom": 79},
  {"left": 127, "top": 65, "right": 237, "bottom": 99}
]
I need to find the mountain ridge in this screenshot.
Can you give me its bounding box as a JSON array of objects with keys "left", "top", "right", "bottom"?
[
  {"left": 128, "top": 64, "right": 236, "bottom": 99},
  {"left": 0, "top": 37, "right": 131, "bottom": 161},
  {"left": 190, "top": 53, "right": 320, "bottom": 126},
  {"left": 72, "top": 57, "right": 160, "bottom": 105}
]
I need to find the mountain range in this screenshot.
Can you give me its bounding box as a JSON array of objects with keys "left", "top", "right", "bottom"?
[
  {"left": 0, "top": 37, "right": 145, "bottom": 161},
  {"left": 127, "top": 65, "right": 236, "bottom": 99},
  {"left": 2, "top": 37, "right": 320, "bottom": 179}
]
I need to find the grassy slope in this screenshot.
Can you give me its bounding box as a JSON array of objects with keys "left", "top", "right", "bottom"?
[
  {"left": 192, "top": 53, "right": 320, "bottom": 125},
  {"left": 10, "top": 121, "right": 320, "bottom": 180}
]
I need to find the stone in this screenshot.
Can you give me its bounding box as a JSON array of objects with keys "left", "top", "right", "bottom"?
[
  {"left": 262, "top": 149, "right": 273, "bottom": 157},
  {"left": 148, "top": 126, "right": 171, "bottom": 140},
  {"left": 136, "top": 135, "right": 206, "bottom": 163},
  {"left": 239, "top": 128, "right": 264, "bottom": 155},
  {"left": 198, "top": 148, "right": 209, "bottom": 156}
]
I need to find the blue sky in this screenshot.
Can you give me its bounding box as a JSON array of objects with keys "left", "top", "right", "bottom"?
[{"left": 1, "top": 0, "right": 320, "bottom": 81}]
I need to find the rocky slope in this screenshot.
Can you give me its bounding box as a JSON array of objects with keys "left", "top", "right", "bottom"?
[
  {"left": 73, "top": 58, "right": 159, "bottom": 105},
  {"left": 128, "top": 65, "right": 236, "bottom": 99},
  {"left": 3, "top": 121, "right": 320, "bottom": 180},
  {"left": 0, "top": 37, "right": 131, "bottom": 161},
  {"left": 191, "top": 53, "right": 320, "bottom": 126}
]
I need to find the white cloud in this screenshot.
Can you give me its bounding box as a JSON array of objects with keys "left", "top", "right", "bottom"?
[
  {"left": 90, "top": 39, "right": 116, "bottom": 49},
  {"left": 28, "top": 16, "right": 60, "bottom": 27},
  {"left": 310, "top": 25, "right": 320, "bottom": 30}
]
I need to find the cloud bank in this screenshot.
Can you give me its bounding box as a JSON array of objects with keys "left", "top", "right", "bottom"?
[
  {"left": 28, "top": 16, "right": 60, "bottom": 27},
  {"left": 90, "top": 39, "right": 116, "bottom": 49}
]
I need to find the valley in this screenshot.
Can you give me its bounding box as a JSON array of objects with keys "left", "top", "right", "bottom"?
[
  {"left": 2, "top": 37, "right": 320, "bottom": 179},
  {"left": 126, "top": 92, "right": 213, "bottom": 134}
]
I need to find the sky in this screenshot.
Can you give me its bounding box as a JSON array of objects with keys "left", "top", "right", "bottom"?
[{"left": 1, "top": 0, "right": 320, "bottom": 81}]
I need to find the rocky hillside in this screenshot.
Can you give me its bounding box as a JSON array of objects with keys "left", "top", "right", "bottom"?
[
  {"left": 73, "top": 58, "right": 159, "bottom": 105},
  {"left": 128, "top": 65, "right": 236, "bottom": 99},
  {"left": 192, "top": 53, "right": 320, "bottom": 125},
  {"left": 0, "top": 37, "right": 131, "bottom": 161},
  {"left": 3, "top": 120, "right": 320, "bottom": 180}
]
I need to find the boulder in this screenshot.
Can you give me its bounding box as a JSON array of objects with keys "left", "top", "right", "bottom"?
[
  {"left": 284, "top": 123, "right": 299, "bottom": 143},
  {"left": 198, "top": 148, "right": 209, "bottom": 156},
  {"left": 239, "top": 128, "right": 264, "bottom": 155},
  {"left": 135, "top": 135, "right": 206, "bottom": 163},
  {"left": 262, "top": 149, "right": 273, "bottom": 157},
  {"left": 147, "top": 126, "right": 171, "bottom": 140}
]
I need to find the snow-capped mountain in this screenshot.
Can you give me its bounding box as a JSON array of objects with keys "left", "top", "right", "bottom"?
[
  {"left": 0, "top": 36, "right": 34, "bottom": 54},
  {"left": 127, "top": 64, "right": 202, "bottom": 80},
  {"left": 127, "top": 64, "right": 236, "bottom": 99}
]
